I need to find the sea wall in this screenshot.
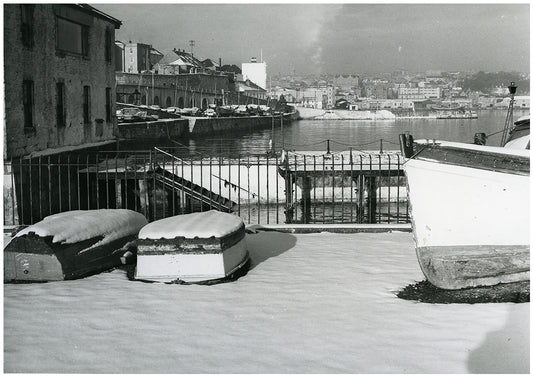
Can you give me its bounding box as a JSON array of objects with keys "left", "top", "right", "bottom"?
[
  {"left": 296, "top": 106, "right": 395, "bottom": 120},
  {"left": 118, "top": 119, "right": 190, "bottom": 139},
  {"left": 187, "top": 116, "right": 283, "bottom": 136},
  {"left": 117, "top": 109, "right": 298, "bottom": 140}
]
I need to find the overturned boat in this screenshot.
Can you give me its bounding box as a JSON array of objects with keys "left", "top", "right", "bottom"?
[
  {"left": 399, "top": 85, "right": 529, "bottom": 290},
  {"left": 134, "top": 210, "right": 250, "bottom": 284},
  {"left": 4, "top": 209, "right": 148, "bottom": 282}
]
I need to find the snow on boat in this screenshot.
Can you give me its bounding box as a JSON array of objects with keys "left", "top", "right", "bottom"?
[
  {"left": 399, "top": 116, "right": 530, "bottom": 290},
  {"left": 134, "top": 210, "right": 250, "bottom": 284},
  {"left": 4, "top": 209, "right": 148, "bottom": 282}
]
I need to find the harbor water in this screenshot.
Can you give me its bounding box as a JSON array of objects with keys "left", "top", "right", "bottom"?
[{"left": 174, "top": 109, "right": 529, "bottom": 157}]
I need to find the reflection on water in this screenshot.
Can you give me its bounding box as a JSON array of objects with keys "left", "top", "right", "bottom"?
[{"left": 169, "top": 110, "right": 528, "bottom": 158}]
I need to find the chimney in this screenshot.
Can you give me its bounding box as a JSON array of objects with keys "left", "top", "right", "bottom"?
[
  {"left": 250, "top": 57, "right": 257, "bottom": 63},
  {"left": 219, "top": 57, "right": 222, "bottom": 67}
]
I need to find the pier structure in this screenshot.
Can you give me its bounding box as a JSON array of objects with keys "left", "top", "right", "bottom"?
[
  {"left": 5, "top": 146, "right": 406, "bottom": 226},
  {"left": 278, "top": 149, "right": 405, "bottom": 224}
]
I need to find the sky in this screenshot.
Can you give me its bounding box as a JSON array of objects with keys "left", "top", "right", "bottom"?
[{"left": 95, "top": 3, "right": 530, "bottom": 75}]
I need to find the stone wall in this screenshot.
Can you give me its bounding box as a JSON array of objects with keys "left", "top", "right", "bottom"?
[{"left": 118, "top": 119, "right": 190, "bottom": 139}]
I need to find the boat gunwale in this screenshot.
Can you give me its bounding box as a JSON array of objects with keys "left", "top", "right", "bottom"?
[{"left": 407, "top": 143, "right": 530, "bottom": 176}]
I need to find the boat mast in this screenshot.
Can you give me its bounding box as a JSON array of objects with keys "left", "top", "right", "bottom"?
[{"left": 500, "top": 82, "right": 517, "bottom": 146}]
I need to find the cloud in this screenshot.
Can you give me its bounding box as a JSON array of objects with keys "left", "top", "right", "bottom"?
[{"left": 97, "top": 3, "right": 529, "bottom": 75}]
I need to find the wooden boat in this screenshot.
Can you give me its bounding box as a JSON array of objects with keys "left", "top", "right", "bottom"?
[
  {"left": 399, "top": 114, "right": 530, "bottom": 289},
  {"left": 134, "top": 210, "right": 250, "bottom": 284},
  {"left": 4, "top": 209, "right": 148, "bottom": 282},
  {"left": 216, "top": 105, "right": 234, "bottom": 117}
]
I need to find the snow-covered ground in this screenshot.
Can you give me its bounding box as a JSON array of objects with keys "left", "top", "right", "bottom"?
[{"left": 4, "top": 231, "right": 529, "bottom": 373}]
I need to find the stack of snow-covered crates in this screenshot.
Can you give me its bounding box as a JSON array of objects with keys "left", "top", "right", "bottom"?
[{"left": 135, "top": 210, "right": 250, "bottom": 284}]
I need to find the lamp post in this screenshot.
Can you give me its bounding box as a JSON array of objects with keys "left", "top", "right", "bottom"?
[{"left": 500, "top": 81, "right": 517, "bottom": 146}]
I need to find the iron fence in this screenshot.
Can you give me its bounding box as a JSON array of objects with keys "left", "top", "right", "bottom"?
[{"left": 4, "top": 148, "right": 408, "bottom": 226}]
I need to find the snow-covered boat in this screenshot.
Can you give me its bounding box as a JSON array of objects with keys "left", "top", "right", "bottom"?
[
  {"left": 399, "top": 115, "right": 530, "bottom": 290},
  {"left": 4, "top": 209, "right": 148, "bottom": 282},
  {"left": 134, "top": 210, "right": 250, "bottom": 284}
]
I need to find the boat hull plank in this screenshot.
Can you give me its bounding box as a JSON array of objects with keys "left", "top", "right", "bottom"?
[
  {"left": 135, "top": 212, "right": 249, "bottom": 284},
  {"left": 417, "top": 245, "right": 530, "bottom": 290}
]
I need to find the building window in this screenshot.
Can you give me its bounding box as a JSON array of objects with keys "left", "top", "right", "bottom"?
[
  {"left": 56, "top": 17, "right": 88, "bottom": 56},
  {"left": 56, "top": 82, "right": 66, "bottom": 128},
  {"left": 105, "top": 28, "right": 112, "bottom": 63},
  {"left": 21, "top": 5, "right": 34, "bottom": 48},
  {"left": 83, "top": 86, "right": 91, "bottom": 124},
  {"left": 105, "top": 87, "right": 112, "bottom": 122},
  {"left": 22, "top": 80, "right": 34, "bottom": 132}
]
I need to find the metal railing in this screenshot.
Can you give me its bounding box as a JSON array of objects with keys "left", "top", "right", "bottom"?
[{"left": 4, "top": 148, "right": 408, "bottom": 226}]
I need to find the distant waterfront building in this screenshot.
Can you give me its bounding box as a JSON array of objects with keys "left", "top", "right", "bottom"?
[
  {"left": 242, "top": 57, "right": 267, "bottom": 90},
  {"left": 234, "top": 79, "right": 267, "bottom": 104},
  {"left": 357, "top": 98, "right": 415, "bottom": 111},
  {"left": 115, "top": 72, "right": 230, "bottom": 109},
  {"left": 300, "top": 87, "right": 329, "bottom": 108},
  {"left": 268, "top": 87, "right": 298, "bottom": 103},
  {"left": 492, "top": 96, "right": 530, "bottom": 109},
  {"left": 4, "top": 4, "right": 122, "bottom": 158},
  {"left": 115, "top": 41, "right": 163, "bottom": 73},
  {"left": 398, "top": 87, "right": 441, "bottom": 100}
]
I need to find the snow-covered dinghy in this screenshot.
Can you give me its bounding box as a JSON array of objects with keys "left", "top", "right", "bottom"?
[
  {"left": 4, "top": 209, "right": 148, "bottom": 282},
  {"left": 135, "top": 210, "right": 250, "bottom": 284}
]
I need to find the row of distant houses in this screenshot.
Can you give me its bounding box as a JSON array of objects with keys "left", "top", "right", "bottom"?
[
  {"left": 113, "top": 42, "right": 268, "bottom": 110},
  {"left": 115, "top": 42, "right": 243, "bottom": 76}
]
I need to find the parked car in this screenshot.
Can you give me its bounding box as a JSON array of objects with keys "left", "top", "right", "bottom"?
[
  {"left": 121, "top": 107, "right": 143, "bottom": 122},
  {"left": 204, "top": 108, "right": 216, "bottom": 117}
]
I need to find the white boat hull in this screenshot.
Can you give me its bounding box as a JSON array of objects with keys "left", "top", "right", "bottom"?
[
  {"left": 404, "top": 143, "right": 530, "bottom": 289},
  {"left": 135, "top": 238, "right": 249, "bottom": 283}
]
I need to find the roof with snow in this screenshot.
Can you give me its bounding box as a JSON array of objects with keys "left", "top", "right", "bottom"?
[
  {"left": 201, "top": 58, "right": 220, "bottom": 69},
  {"left": 218, "top": 64, "right": 242, "bottom": 74},
  {"left": 236, "top": 79, "right": 266, "bottom": 92},
  {"left": 170, "top": 49, "right": 203, "bottom": 68},
  {"left": 156, "top": 49, "right": 204, "bottom": 69}
]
